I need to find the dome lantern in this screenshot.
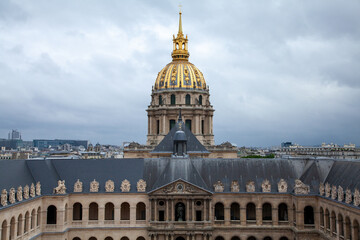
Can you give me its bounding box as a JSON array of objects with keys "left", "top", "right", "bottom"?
[{"left": 171, "top": 10, "right": 189, "bottom": 61}]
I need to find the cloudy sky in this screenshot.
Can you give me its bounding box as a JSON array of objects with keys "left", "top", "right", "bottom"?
[{"left": 1, "top": 0, "right": 359, "bottom": 147}]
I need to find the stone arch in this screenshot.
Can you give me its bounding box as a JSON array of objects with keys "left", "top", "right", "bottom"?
[
  {"left": 325, "top": 208, "right": 330, "bottom": 230},
  {"left": 120, "top": 237, "right": 129, "bottom": 240},
  {"left": 246, "top": 202, "right": 256, "bottom": 221},
  {"left": 279, "top": 237, "right": 289, "bottom": 240},
  {"left": 47, "top": 205, "right": 57, "bottom": 224},
  {"left": 10, "top": 217, "right": 15, "bottom": 240},
  {"left": 17, "top": 214, "right": 23, "bottom": 236},
  {"left": 338, "top": 213, "right": 344, "bottom": 237},
  {"left": 247, "top": 237, "right": 256, "bottom": 240},
  {"left": 105, "top": 237, "right": 113, "bottom": 240},
  {"left": 215, "top": 237, "right": 224, "bottom": 240},
  {"left": 353, "top": 219, "right": 359, "bottom": 240},
  {"left": 319, "top": 207, "right": 324, "bottom": 227},
  {"left": 137, "top": 237, "right": 146, "bottom": 240},
  {"left": 30, "top": 208, "right": 36, "bottom": 229},
  {"left": 73, "top": 238, "right": 81, "bottom": 240},
  {"left": 231, "top": 236, "right": 241, "bottom": 240},
  {"left": 278, "top": 203, "right": 288, "bottom": 221},
  {"left": 89, "top": 237, "right": 97, "bottom": 240},
  {"left": 73, "top": 202, "right": 83, "bottom": 220},
  {"left": 345, "top": 216, "right": 352, "bottom": 240},
  {"left": 37, "top": 207, "right": 41, "bottom": 226},
  {"left": 1, "top": 220, "right": 7, "bottom": 240},
  {"left": 214, "top": 202, "right": 224, "bottom": 220},
  {"left": 175, "top": 237, "right": 185, "bottom": 240},
  {"left": 24, "top": 211, "right": 30, "bottom": 233},
  {"left": 89, "top": 202, "right": 98, "bottom": 220},
  {"left": 263, "top": 237, "right": 272, "bottom": 240},
  {"left": 121, "top": 202, "right": 130, "bottom": 220},
  {"left": 230, "top": 202, "right": 240, "bottom": 220},
  {"left": 304, "top": 206, "right": 314, "bottom": 225},
  {"left": 262, "top": 203, "right": 272, "bottom": 221},
  {"left": 136, "top": 202, "right": 146, "bottom": 220},
  {"left": 331, "top": 211, "right": 337, "bottom": 234},
  {"left": 105, "top": 202, "right": 114, "bottom": 220}
]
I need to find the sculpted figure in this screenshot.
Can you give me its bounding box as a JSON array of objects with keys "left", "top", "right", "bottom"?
[
  {"left": 246, "top": 181, "right": 255, "bottom": 192},
  {"left": 319, "top": 183, "right": 325, "bottom": 196},
  {"left": 345, "top": 188, "right": 352, "bottom": 204},
  {"left": 17, "top": 186, "right": 23, "bottom": 201},
  {"left": 262, "top": 179, "right": 271, "bottom": 192},
  {"left": 354, "top": 189, "right": 360, "bottom": 207},
  {"left": 74, "top": 179, "right": 83, "bottom": 192},
  {"left": 121, "top": 179, "right": 131, "bottom": 192},
  {"left": 30, "top": 183, "right": 35, "bottom": 197},
  {"left": 294, "top": 179, "right": 310, "bottom": 195},
  {"left": 9, "top": 188, "right": 15, "bottom": 204},
  {"left": 1, "top": 189, "right": 7, "bottom": 206},
  {"left": 105, "top": 180, "right": 114, "bottom": 192},
  {"left": 213, "top": 181, "right": 224, "bottom": 192},
  {"left": 331, "top": 185, "right": 337, "bottom": 200},
  {"left": 36, "top": 182, "right": 41, "bottom": 196},
  {"left": 23, "top": 185, "right": 29, "bottom": 200},
  {"left": 90, "top": 179, "right": 99, "bottom": 192},
  {"left": 325, "top": 183, "right": 331, "bottom": 197},
  {"left": 137, "top": 179, "right": 146, "bottom": 192},
  {"left": 278, "top": 179, "right": 288, "bottom": 193},
  {"left": 231, "top": 180, "right": 240, "bottom": 192},
  {"left": 338, "top": 186, "right": 344, "bottom": 202},
  {"left": 53, "top": 180, "right": 66, "bottom": 194}
]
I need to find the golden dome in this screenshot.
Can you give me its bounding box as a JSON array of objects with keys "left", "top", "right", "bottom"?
[{"left": 154, "top": 11, "right": 207, "bottom": 91}]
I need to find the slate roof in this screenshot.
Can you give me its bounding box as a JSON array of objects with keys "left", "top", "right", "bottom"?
[{"left": 1, "top": 157, "right": 360, "bottom": 210}]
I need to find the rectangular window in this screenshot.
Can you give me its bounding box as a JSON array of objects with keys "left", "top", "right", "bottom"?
[
  {"left": 157, "top": 120, "right": 160, "bottom": 134},
  {"left": 159, "top": 211, "right": 165, "bottom": 221},
  {"left": 201, "top": 120, "right": 204, "bottom": 134},
  {"left": 196, "top": 211, "right": 202, "bottom": 221},
  {"left": 185, "top": 120, "right": 192, "bottom": 132},
  {"left": 170, "top": 120, "right": 176, "bottom": 131}
]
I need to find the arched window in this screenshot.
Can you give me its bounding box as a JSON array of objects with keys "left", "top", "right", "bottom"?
[
  {"left": 121, "top": 237, "right": 129, "bottom": 240},
  {"left": 10, "top": 217, "right": 15, "bottom": 240},
  {"left": 231, "top": 203, "right": 240, "bottom": 220},
  {"left": 325, "top": 209, "right": 330, "bottom": 230},
  {"left": 278, "top": 203, "right": 288, "bottom": 221},
  {"left": 73, "top": 202, "right": 83, "bottom": 220},
  {"left": 263, "top": 237, "right": 272, "bottom": 240},
  {"left": 175, "top": 202, "right": 186, "bottom": 221},
  {"left": 353, "top": 219, "right": 359, "bottom": 240},
  {"left": 73, "top": 238, "right": 81, "bottom": 240},
  {"left": 304, "top": 206, "right": 314, "bottom": 225},
  {"left": 47, "top": 205, "right": 57, "bottom": 224},
  {"left": 345, "top": 217, "right": 352, "bottom": 240},
  {"left": 331, "top": 211, "right": 337, "bottom": 234},
  {"left": 185, "top": 94, "right": 191, "bottom": 105},
  {"left": 159, "top": 95, "right": 163, "bottom": 105},
  {"left": 231, "top": 237, "right": 240, "bottom": 240},
  {"left": 136, "top": 202, "right": 146, "bottom": 220},
  {"left": 215, "top": 237, "right": 224, "bottom": 240},
  {"left": 171, "top": 94, "right": 176, "bottom": 105},
  {"left": 31, "top": 209, "right": 36, "bottom": 229},
  {"left": 1, "top": 220, "right": 8, "bottom": 240},
  {"left": 137, "top": 237, "right": 146, "bottom": 240},
  {"left": 262, "top": 203, "right": 272, "bottom": 221},
  {"left": 246, "top": 203, "right": 256, "bottom": 221},
  {"left": 121, "top": 202, "right": 130, "bottom": 220},
  {"left": 214, "top": 202, "right": 224, "bottom": 220},
  {"left": 89, "top": 237, "right": 97, "bottom": 240},
  {"left": 89, "top": 202, "right": 98, "bottom": 220},
  {"left": 199, "top": 95, "right": 202, "bottom": 105},
  {"left": 320, "top": 207, "right": 324, "bottom": 227},
  {"left": 105, "top": 202, "right": 114, "bottom": 220},
  {"left": 105, "top": 237, "right": 113, "bottom": 240},
  {"left": 24, "top": 211, "right": 29, "bottom": 233},
  {"left": 338, "top": 214, "right": 344, "bottom": 237},
  {"left": 279, "top": 237, "right": 289, "bottom": 240},
  {"left": 37, "top": 207, "right": 41, "bottom": 226},
  {"left": 17, "top": 214, "right": 23, "bottom": 236},
  {"left": 247, "top": 237, "right": 256, "bottom": 240}
]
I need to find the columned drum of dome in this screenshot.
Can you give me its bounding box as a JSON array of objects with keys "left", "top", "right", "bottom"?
[{"left": 147, "top": 11, "right": 214, "bottom": 146}]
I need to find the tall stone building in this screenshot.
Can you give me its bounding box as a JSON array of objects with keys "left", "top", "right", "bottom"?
[
  {"left": 0, "top": 11, "right": 360, "bottom": 240},
  {"left": 147, "top": 10, "right": 214, "bottom": 147}
]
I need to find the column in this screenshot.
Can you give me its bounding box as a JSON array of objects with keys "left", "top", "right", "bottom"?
[
  {"left": 224, "top": 206, "right": 230, "bottom": 225},
  {"left": 99, "top": 206, "right": 105, "bottom": 224},
  {"left": 83, "top": 207, "right": 89, "bottom": 225},
  {"left": 162, "top": 115, "right": 166, "bottom": 134},
  {"left": 186, "top": 199, "right": 190, "bottom": 221},
  {"left": 57, "top": 208, "right": 64, "bottom": 229},
  {"left": 154, "top": 199, "right": 157, "bottom": 221},
  {"left": 240, "top": 207, "right": 246, "bottom": 225},
  {"left": 114, "top": 205, "right": 120, "bottom": 224},
  {"left": 272, "top": 207, "right": 278, "bottom": 226},
  {"left": 171, "top": 199, "right": 175, "bottom": 221},
  {"left": 209, "top": 199, "right": 213, "bottom": 221},
  {"left": 204, "top": 199, "right": 208, "bottom": 221},
  {"left": 314, "top": 208, "right": 319, "bottom": 230},
  {"left": 192, "top": 199, "right": 195, "bottom": 221},
  {"left": 296, "top": 208, "right": 304, "bottom": 230},
  {"left": 165, "top": 199, "right": 168, "bottom": 221},
  {"left": 256, "top": 206, "right": 262, "bottom": 225},
  {"left": 130, "top": 206, "right": 136, "bottom": 224}
]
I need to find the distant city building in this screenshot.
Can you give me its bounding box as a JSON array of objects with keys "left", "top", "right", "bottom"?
[
  {"left": 281, "top": 142, "right": 293, "bottom": 148},
  {"left": 8, "top": 129, "right": 21, "bottom": 140},
  {"left": 33, "top": 139, "right": 89, "bottom": 150}
]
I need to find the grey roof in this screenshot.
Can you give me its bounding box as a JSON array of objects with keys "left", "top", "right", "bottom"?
[
  {"left": 151, "top": 120, "right": 209, "bottom": 154},
  {"left": 1, "top": 157, "right": 360, "bottom": 210}
]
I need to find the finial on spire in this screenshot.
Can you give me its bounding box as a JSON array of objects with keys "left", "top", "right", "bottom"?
[{"left": 178, "top": 4, "right": 183, "bottom": 34}]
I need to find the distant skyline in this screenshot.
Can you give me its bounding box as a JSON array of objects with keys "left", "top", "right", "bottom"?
[{"left": 1, "top": 0, "right": 360, "bottom": 147}]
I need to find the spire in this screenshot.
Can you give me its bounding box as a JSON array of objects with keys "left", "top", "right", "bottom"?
[
  {"left": 178, "top": 9, "right": 183, "bottom": 35},
  {"left": 171, "top": 8, "right": 189, "bottom": 61}
]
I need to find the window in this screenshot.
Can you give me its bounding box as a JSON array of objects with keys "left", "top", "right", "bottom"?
[
  {"left": 157, "top": 120, "right": 160, "bottom": 134},
  {"left": 185, "top": 120, "right": 191, "bottom": 131},
  {"left": 47, "top": 205, "right": 57, "bottom": 224},
  {"left": 159, "top": 95, "right": 163, "bottom": 105},
  {"left": 262, "top": 203, "right": 272, "bottom": 221},
  {"left": 121, "top": 202, "right": 130, "bottom": 220},
  {"left": 214, "top": 203, "right": 224, "bottom": 220},
  {"left": 185, "top": 94, "right": 191, "bottom": 105},
  {"left": 199, "top": 95, "right": 202, "bottom": 105},
  {"left": 201, "top": 120, "right": 204, "bottom": 134},
  {"left": 304, "top": 206, "right": 314, "bottom": 225},
  {"left": 89, "top": 202, "right": 98, "bottom": 220},
  {"left": 171, "top": 94, "right": 176, "bottom": 105},
  {"left": 159, "top": 211, "right": 165, "bottom": 221},
  {"left": 231, "top": 203, "right": 240, "bottom": 220},
  {"left": 136, "top": 202, "right": 146, "bottom": 220},
  {"left": 105, "top": 202, "right": 114, "bottom": 220},
  {"left": 278, "top": 203, "right": 288, "bottom": 221},
  {"left": 196, "top": 211, "right": 202, "bottom": 221},
  {"left": 246, "top": 203, "right": 256, "bottom": 221},
  {"left": 73, "top": 203, "right": 82, "bottom": 220}
]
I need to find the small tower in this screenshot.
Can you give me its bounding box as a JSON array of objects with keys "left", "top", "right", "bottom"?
[{"left": 173, "top": 110, "right": 188, "bottom": 157}]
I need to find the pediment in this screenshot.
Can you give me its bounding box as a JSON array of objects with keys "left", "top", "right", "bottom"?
[{"left": 149, "top": 179, "right": 212, "bottom": 196}]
